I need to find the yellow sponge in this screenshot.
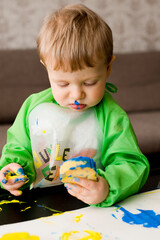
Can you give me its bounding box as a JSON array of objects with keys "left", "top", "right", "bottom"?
[{"left": 60, "top": 156, "right": 97, "bottom": 183}]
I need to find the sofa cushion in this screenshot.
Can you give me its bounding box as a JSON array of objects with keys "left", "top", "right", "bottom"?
[
  {"left": 128, "top": 111, "right": 160, "bottom": 154},
  {"left": 110, "top": 51, "right": 160, "bottom": 113},
  {"left": 0, "top": 49, "right": 49, "bottom": 123}
]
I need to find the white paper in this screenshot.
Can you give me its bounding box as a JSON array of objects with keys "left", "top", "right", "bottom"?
[{"left": 0, "top": 190, "right": 160, "bottom": 240}]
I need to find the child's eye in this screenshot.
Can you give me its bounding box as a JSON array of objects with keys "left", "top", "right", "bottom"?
[
  {"left": 57, "top": 82, "right": 69, "bottom": 87},
  {"left": 84, "top": 80, "right": 97, "bottom": 86}
]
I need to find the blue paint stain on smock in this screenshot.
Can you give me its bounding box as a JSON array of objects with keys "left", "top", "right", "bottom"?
[{"left": 113, "top": 205, "right": 160, "bottom": 229}]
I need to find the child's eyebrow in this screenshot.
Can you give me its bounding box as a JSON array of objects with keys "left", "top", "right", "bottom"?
[{"left": 53, "top": 75, "right": 101, "bottom": 82}]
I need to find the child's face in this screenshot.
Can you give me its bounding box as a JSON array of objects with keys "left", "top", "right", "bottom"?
[{"left": 47, "top": 62, "right": 109, "bottom": 111}]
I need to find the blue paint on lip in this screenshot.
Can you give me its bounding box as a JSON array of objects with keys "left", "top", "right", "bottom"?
[
  {"left": 74, "top": 100, "right": 79, "bottom": 105},
  {"left": 113, "top": 205, "right": 160, "bottom": 229}
]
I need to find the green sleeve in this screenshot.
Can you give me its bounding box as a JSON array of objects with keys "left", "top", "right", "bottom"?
[
  {"left": 92, "top": 93, "right": 150, "bottom": 207},
  {"left": 0, "top": 88, "right": 53, "bottom": 189}
]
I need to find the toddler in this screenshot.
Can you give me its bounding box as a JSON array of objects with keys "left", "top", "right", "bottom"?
[{"left": 0, "top": 4, "right": 149, "bottom": 207}]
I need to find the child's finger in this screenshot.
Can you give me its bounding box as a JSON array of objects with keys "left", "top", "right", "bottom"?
[
  {"left": 14, "top": 167, "right": 25, "bottom": 176},
  {"left": 65, "top": 183, "right": 88, "bottom": 197},
  {"left": 1, "top": 180, "right": 25, "bottom": 191},
  {"left": 1, "top": 176, "right": 29, "bottom": 190},
  {"left": 6, "top": 175, "right": 29, "bottom": 184},
  {"left": 72, "top": 177, "right": 96, "bottom": 189},
  {"left": 9, "top": 190, "right": 23, "bottom": 196},
  {"left": 1, "top": 164, "right": 28, "bottom": 186}
]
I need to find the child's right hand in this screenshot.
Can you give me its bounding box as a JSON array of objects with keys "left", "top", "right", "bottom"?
[{"left": 0, "top": 163, "right": 29, "bottom": 196}]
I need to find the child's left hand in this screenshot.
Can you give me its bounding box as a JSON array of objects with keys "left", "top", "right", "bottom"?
[{"left": 64, "top": 175, "right": 109, "bottom": 205}]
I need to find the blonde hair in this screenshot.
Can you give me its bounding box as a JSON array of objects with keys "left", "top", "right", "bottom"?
[{"left": 37, "top": 4, "right": 113, "bottom": 72}]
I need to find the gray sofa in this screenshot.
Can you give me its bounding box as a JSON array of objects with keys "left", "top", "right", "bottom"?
[{"left": 0, "top": 49, "right": 160, "bottom": 174}]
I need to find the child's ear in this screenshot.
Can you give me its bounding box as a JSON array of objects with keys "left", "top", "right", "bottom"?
[{"left": 107, "top": 55, "right": 116, "bottom": 77}]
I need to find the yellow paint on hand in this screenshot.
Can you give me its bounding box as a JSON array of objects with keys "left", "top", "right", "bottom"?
[
  {"left": 73, "top": 214, "right": 83, "bottom": 222},
  {"left": 17, "top": 190, "right": 23, "bottom": 195},
  {"left": 0, "top": 232, "right": 40, "bottom": 240},
  {"left": 61, "top": 230, "right": 102, "bottom": 240}
]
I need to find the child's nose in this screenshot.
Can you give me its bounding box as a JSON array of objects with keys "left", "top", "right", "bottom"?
[{"left": 70, "top": 86, "right": 85, "bottom": 100}]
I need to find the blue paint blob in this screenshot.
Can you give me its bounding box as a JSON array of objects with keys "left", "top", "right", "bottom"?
[
  {"left": 74, "top": 100, "right": 79, "bottom": 105},
  {"left": 73, "top": 177, "right": 80, "bottom": 182},
  {"left": 16, "top": 168, "right": 25, "bottom": 176},
  {"left": 114, "top": 205, "right": 160, "bottom": 229},
  {"left": 2, "top": 178, "right": 7, "bottom": 184}
]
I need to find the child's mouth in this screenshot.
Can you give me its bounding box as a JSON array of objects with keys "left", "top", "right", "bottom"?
[{"left": 69, "top": 103, "right": 86, "bottom": 110}]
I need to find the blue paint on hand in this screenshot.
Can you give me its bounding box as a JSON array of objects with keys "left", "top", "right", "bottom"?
[
  {"left": 15, "top": 168, "right": 25, "bottom": 176},
  {"left": 14, "top": 177, "right": 29, "bottom": 183},
  {"left": 113, "top": 205, "right": 160, "bottom": 229},
  {"left": 73, "top": 177, "right": 80, "bottom": 182},
  {"left": 2, "top": 178, "right": 7, "bottom": 184},
  {"left": 64, "top": 184, "right": 72, "bottom": 190}
]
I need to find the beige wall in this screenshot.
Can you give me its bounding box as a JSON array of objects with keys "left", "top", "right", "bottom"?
[{"left": 0, "top": 0, "right": 160, "bottom": 53}]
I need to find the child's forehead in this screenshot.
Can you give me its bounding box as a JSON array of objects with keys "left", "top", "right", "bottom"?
[
  {"left": 46, "top": 56, "right": 106, "bottom": 72},
  {"left": 47, "top": 61, "right": 107, "bottom": 81}
]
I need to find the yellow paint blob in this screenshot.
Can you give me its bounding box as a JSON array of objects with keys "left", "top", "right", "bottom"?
[
  {"left": 42, "top": 130, "right": 46, "bottom": 134},
  {"left": 0, "top": 232, "right": 39, "bottom": 240},
  {"left": 61, "top": 231, "right": 79, "bottom": 240},
  {"left": 61, "top": 230, "right": 102, "bottom": 240},
  {"left": 20, "top": 206, "right": 31, "bottom": 212},
  {"left": 143, "top": 190, "right": 160, "bottom": 195},
  {"left": 0, "top": 200, "right": 25, "bottom": 206},
  {"left": 53, "top": 212, "right": 65, "bottom": 216},
  {"left": 73, "top": 214, "right": 83, "bottom": 222}
]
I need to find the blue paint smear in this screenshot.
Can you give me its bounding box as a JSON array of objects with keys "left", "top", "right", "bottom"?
[
  {"left": 74, "top": 100, "right": 79, "bottom": 105},
  {"left": 113, "top": 205, "right": 160, "bottom": 228}
]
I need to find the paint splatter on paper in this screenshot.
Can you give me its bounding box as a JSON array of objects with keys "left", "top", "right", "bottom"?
[
  {"left": 73, "top": 214, "right": 83, "bottom": 223},
  {"left": 61, "top": 230, "right": 102, "bottom": 240},
  {"left": 112, "top": 205, "right": 160, "bottom": 229},
  {"left": 0, "top": 232, "right": 39, "bottom": 240}
]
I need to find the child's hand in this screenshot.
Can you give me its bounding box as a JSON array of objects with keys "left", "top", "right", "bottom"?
[
  {"left": 0, "top": 163, "right": 29, "bottom": 196},
  {"left": 64, "top": 175, "right": 109, "bottom": 205}
]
